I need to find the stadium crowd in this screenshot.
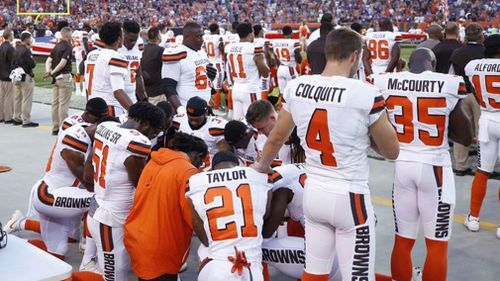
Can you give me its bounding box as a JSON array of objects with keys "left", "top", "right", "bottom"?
[{"left": 1, "top": 0, "right": 499, "bottom": 32}]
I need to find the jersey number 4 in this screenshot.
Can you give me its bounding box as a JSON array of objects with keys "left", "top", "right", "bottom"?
[
  {"left": 306, "top": 109, "right": 337, "bottom": 167},
  {"left": 204, "top": 184, "right": 258, "bottom": 241},
  {"left": 92, "top": 139, "right": 109, "bottom": 188},
  {"left": 367, "top": 39, "right": 389, "bottom": 60},
  {"left": 386, "top": 96, "right": 446, "bottom": 146}
]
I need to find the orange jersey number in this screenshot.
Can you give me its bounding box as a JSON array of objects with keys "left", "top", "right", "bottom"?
[
  {"left": 92, "top": 139, "right": 109, "bottom": 188},
  {"left": 195, "top": 65, "right": 209, "bottom": 90},
  {"left": 386, "top": 96, "right": 447, "bottom": 146},
  {"left": 206, "top": 41, "right": 216, "bottom": 58},
  {"left": 305, "top": 109, "right": 337, "bottom": 167},
  {"left": 129, "top": 61, "right": 139, "bottom": 84},
  {"left": 367, "top": 39, "right": 389, "bottom": 60},
  {"left": 275, "top": 48, "right": 291, "bottom": 62},
  {"left": 204, "top": 184, "right": 258, "bottom": 241},
  {"left": 86, "top": 64, "right": 95, "bottom": 96},
  {"left": 471, "top": 74, "right": 500, "bottom": 109},
  {"left": 228, "top": 53, "right": 247, "bottom": 79}
]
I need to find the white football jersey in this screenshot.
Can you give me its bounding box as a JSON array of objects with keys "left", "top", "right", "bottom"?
[
  {"left": 172, "top": 114, "right": 227, "bottom": 166},
  {"left": 92, "top": 121, "right": 151, "bottom": 226},
  {"left": 365, "top": 31, "right": 401, "bottom": 74},
  {"left": 186, "top": 166, "right": 270, "bottom": 263},
  {"left": 204, "top": 34, "right": 224, "bottom": 63},
  {"left": 372, "top": 71, "right": 467, "bottom": 166},
  {"left": 44, "top": 124, "right": 92, "bottom": 189},
  {"left": 91, "top": 34, "right": 105, "bottom": 49},
  {"left": 465, "top": 58, "right": 500, "bottom": 117},
  {"left": 117, "top": 38, "right": 144, "bottom": 102},
  {"left": 225, "top": 42, "right": 264, "bottom": 93},
  {"left": 161, "top": 44, "right": 212, "bottom": 104},
  {"left": 235, "top": 131, "right": 261, "bottom": 167},
  {"left": 72, "top": 30, "right": 88, "bottom": 62},
  {"left": 85, "top": 48, "right": 129, "bottom": 109},
  {"left": 61, "top": 112, "right": 86, "bottom": 131},
  {"left": 269, "top": 164, "right": 306, "bottom": 226},
  {"left": 271, "top": 39, "right": 300, "bottom": 67},
  {"left": 222, "top": 32, "right": 240, "bottom": 47},
  {"left": 282, "top": 75, "right": 385, "bottom": 194}
]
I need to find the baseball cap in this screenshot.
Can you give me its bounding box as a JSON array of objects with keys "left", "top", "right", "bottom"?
[
  {"left": 86, "top": 98, "right": 108, "bottom": 117},
  {"left": 212, "top": 151, "right": 240, "bottom": 167},
  {"left": 186, "top": 97, "right": 208, "bottom": 116},
  {"left": 484, "top": 34, "right": 500, "bottom": 58}
]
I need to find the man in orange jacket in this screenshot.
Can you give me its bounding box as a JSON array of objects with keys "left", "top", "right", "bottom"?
[{"left": 124, "top": 132, "right": 208, "bottom": 281}]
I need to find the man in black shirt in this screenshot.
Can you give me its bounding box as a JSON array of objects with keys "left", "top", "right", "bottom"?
[
  {"left": 432, "top": 22, "right": 462, "bottom": 74},
  {"left": 45, "top": 27, "right": 73, "bottom": 135},
  {"left": 13, "top": 32, "right": 37, "bottom": 127},
  {"left": 141, "top": 27, "right": 165, "bottom": 105},
  {"left": 307, "top": 22, "right": 334, "bottom": 74},
  {"left": 449, "top": 23, "right": 485, "bottom": 176},
  {"left": 0, "top": 29, "right": 15, "bottom": 123}
]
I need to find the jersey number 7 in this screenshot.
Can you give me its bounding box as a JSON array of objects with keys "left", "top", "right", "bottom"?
[{"left": 204, "top": 184, "right": 258, "bottom": 241}]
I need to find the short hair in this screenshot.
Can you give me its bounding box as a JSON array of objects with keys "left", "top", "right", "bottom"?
[
  {"left": 20, "top": 32, "right": 31, "bottom": 41},
  {"left": 379, "top": 18, "right": 393, "bottom": 31},
  {"left": 157, "top": 24, "right": 166, "bottom": 32},
  {"left": 246, "top": 100, "right": 275, "bottom": 125},
  {"left": 325, "top": 28, "right": 362, "bottom": 61},
  {"left": 320, "top": 22, "right": 334, "bottom": 36},
  {"left": 147, "top": 27, "right": 160, "bottom": 41},
  {"left": 57, "top": 21, "right": 69, "bottom": 31},
  {"left": 2, "top": 28, "right": 12, "bottom": 40},
  {"left": 60, "top": 27, "right": 72, "bottom": 37},
  {"left": 183, "top": 22, "right": 202, "bottom": 36},
  {"left": 128, "top": 102, "right": 166, "bottom": 130},
  {"left": 212, "top": 151, "right": 239, "bottom": 167},
  {"left": 254, "top": 24, "right": 263, "bottom": 36},
  {"left": 156, "top": 101, "right": 174, "bottom": 120},
  {"left": 209, "top": 23, "right": 219, "bottom": 33},
  {"left": 237, "top": 22, "right": 253, "bottom": 38},
  {"left": 484, "top": 34, "right": 500, "bottom": 58},
  {"left": 445, "top": 22, "right": 459, "bottom": 36},
  {"left": 85, "top": 97, "right": 108, "bottom": 117},
  {"left": 99, "top": 21, "right": 123, "bottom": 46},
  {"left": 231, "top": 21, "right": 240, "bottom": 32},
  {"left": 123, "top": 20, "right": 140, "bottom": 34},
  {"left": 320, "top": 13, "right": 333, "bottom": 24},
  {"left": 97, "top": 116, "right": 120, "bottom": 124},
  {"left": 224, "top": 120, "right": 249, "bottom": 144},
  {"left": 465, "top": 23, "right": 483, "bottom": 43},
  {"left": 282, "top": 25, "right": 293, "bottom": 36},
  {"left": 351, "top": 22, "right": 362, "bottom": 34},
  {"left": 171, "top": 132, "right": 208, "bottom": 156}
]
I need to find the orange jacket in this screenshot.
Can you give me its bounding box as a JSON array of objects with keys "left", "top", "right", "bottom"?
[{"left": 124, "top": 148, "right": 198, "bottom": 279}]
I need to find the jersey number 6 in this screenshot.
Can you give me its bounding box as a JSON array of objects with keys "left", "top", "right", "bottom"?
[{"left": 204, "top": 184, "right": 258, "bottom": 241}]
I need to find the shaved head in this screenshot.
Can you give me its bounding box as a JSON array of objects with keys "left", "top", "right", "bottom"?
[
  {"left": 409, "top": 48, "right": 436, "bottom": 73},
  {"left": 426, "top": 24, "right": 443, "bottom": 40},
  {"left": 183, "top": 22, "right": 204, "bottom": 50}
]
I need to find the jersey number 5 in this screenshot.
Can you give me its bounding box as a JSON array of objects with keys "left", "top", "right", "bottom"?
[
  {"left": 367, "top": 39, "right": 389, "bottom": 60},
  {"left": 471, "top": 75, "right": 500, "bottom": 109},
  {"left": 92, "top": 139, "right": 109, "bottom": 188},
  {"left": 306, "top": 109, "right": 337, "bottom": 167},
  {"left": 204, "top": 184, "right": 258, "bottom": 241}
]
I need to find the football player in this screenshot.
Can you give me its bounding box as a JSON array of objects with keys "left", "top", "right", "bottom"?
[
  {"left": 117, "top": 20, "right": 147, "bottom": 105},
  {"left": 59, "top": 97, "right": 108, "bottom": 133},
  {"left": 272, "top": 25, "right": 302, "bottom": 93},
  {"left": 253, "top": 28, "right": 399, "bottom": 281},
  {"left": 364, "top": 18, "right": 401, "bottom": 76},
  {"left": 463, "top": 34, "right": 500, "bottom": 238},
  {"left": 161, "top": 22, "right": 217, "bottom": 112},
  {"left": 85, "top": 22, "right": 132, "bottom": 117},
  {"left": 72, "top": 29, "right": 90, "bottom": 96},
  {"left": 225, "top": 22, "right": 270, "bottom": 121},
  {"left": 224, "top": 120, "right": 263, "bottom": 167},
  {"left": 86, "top": 102, "right": 165, "bottom": 281},
  {"left": 187, "top": 151, "right": 272, "bottom": 281},
  {"left": 203, "top": 23, "right": 225, "bottom": 111},
  {"left": 172, "top": 97, "right": 230, "bottom": 168},
  {"left": 372, "top": 48, "right": 472, "bottom": 281}
]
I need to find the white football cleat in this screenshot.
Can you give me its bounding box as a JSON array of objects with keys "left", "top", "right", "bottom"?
[
  {"left": 79, "top": 257, "right": 101, "bottom": 273},
  {"left": 464, "top": 214, "right": 480, "bottom": 232},
  {"left": 496, "top": 227, "right": 500, "bottom": 239},
  {"left": 3, "top": 210, "right": 25, "bottom": 234},
  {"left": 412, "top": 266, "right": 422, "bottom": 281},
  {"left": 79, "top": 235, "right": 86, "bottom": 254}
]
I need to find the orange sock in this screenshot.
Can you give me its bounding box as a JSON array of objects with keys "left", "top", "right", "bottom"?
[
  {"left": 423, "top": 239, "right": 448, "bottom": 281},
  {"left": 375, "top": 273, "right": 393, "bottom": 281},
  {"left": 261, "top": 91, "right": 269, "bottom": 100},
  {"left": 301, "top": 271, "right": 329, "bottom": 281},
  {"left": 227, "top": 89, "right": 233, "bottom": 110},
  {"left": 470, "top": 170, "right": 490, "bottom": 217},
  {"left": 213, "top": 90, "right": 221, "bottom": 109},
  {"left": 24, "top": 219, "right": 41, "bottom": 233},
  {"left": 391, "top": 234, "right": 415, "bottom": 281},
  {"left": 262, "top": 262, "right": 270, "bottom": 281},
  {"left": 71, "top": 271, "right": 104, "bottom": 281},
  {"left": 28, "top": 239, "right": 65, "bottom": 260}
]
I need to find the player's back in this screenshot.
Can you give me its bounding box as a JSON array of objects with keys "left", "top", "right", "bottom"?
[
  {"left": 283, "top": 75, "right": 384, "bottom": 191},
  {"left": 92, "top": 121, "right": 151, "bottom": 226},
  {"left": 272, "top": 39, "right": 300, "bottom": 67},
  {"left": 365, "top": 31, "right": 400, "bottom": 74},
  {"left": 85, "top": 48, "right": 129, "bottom": 107},
  {"left": 117, "top": 38, "right": 144, "bottom": 101},
  {"left": 269, "top": 163, "right": 306, "bottom": 226},
  {"left": 225, "top": 42, "right": 262, "bottom": 92},
  {"left": 204, "top": 34, "right": 223, "bottom": 62},
  {"left": 465, "top": 58, "right": 500, "bottom": 116},
  {"left": 372, "top": 71, "right": 466, "bottom": 165},
  {"left": 187, "top": 166, "right": 270, "bottom": 263},
  {"left": 223, "top": 32, "right": 240, "bottom": 47}
]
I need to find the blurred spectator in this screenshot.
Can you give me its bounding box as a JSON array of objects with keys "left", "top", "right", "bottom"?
[
  {"left": 13, "top": 32, "right": 37, "bottom": 127},
  {"left": 417, "top": 24, "right": 443, "bottom": 49},
  {"left": 433, "top": 22, "right": 462, "bottom": 74},
  {"left": 0, "top": 28, "right": 14, "bottom": 123}
]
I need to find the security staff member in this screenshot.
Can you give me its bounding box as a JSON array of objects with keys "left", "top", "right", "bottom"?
[
  {"left": 45, "top": 27, "right": 73, "bottom": 135},
  {"left": 141, "top": 27, "right": 165, "bottom": 105},
  {"left": 0, "top": 28, "right": 15, "bottom": 123}
]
